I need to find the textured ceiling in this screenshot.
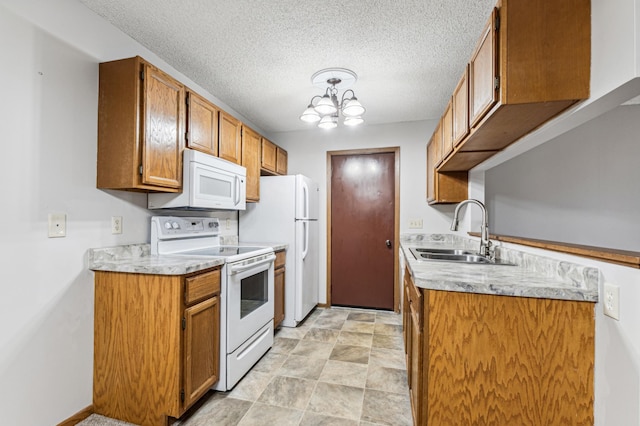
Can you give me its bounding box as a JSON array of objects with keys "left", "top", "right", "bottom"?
[{"left": 79, "top": 0, "right": 496, "bottom": 134}]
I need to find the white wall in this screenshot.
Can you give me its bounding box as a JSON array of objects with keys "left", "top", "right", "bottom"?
[
  {"left": 0, "top": 3, "right": 242, "bottom": 424},
  {"left": 272, "top": 121, "right": 463, "bottom": 304},
  {"left": 485, "top": 104, "right": 640, "bottom": 251}
]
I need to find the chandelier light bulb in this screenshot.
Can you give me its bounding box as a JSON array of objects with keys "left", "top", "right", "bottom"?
[
  {"left": 317, "top": 114, "right": 338, "bottom": 129},
  {"left": 314, "top": 94, "right": 338, "bottom": 115},
  {"left": 342, "top": 98, "right": 365, "bottom": 117},
  {"left": 300, "top": 105, "right": 321, "bottom": 123},
  {"left": 343, "top": 116, "right": 364, "bottom": 126}
]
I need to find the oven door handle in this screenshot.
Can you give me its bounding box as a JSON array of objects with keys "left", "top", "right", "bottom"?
[{"left": 229, "top": 254, "right": 276, "bottom": 275}]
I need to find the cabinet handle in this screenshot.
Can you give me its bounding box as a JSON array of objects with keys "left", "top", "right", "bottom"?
[{"left": 385, "top": 239, "right": 392, "bottom": 248}]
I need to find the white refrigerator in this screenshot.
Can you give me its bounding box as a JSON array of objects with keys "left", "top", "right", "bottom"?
[{"left": 239, "top": 175, "right": 319, "bottom": 327}]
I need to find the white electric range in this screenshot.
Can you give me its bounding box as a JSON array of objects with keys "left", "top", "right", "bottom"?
[{"left": 151, "top": 216, "right": 275, "bottom": 391}]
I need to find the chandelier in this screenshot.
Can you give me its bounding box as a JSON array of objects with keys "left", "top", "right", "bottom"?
[{"left": 299, "top": 68, "right": 366, "bottom": 129}]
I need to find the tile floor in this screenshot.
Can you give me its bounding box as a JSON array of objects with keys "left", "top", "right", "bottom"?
[{"left": 174, "top": 306, "right": 412, "bottom": 426}]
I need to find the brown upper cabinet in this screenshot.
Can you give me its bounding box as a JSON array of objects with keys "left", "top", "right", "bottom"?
[
  {"left": 468, "top": 9, "right": 499, "bottom": 129},
  {"left": 186, "top": 90, "right": 219, "bottom": 156},
  {"left": 429, "top": 0, "right": 590, "bottom": 202},
  {"left": 276, "top": 147, "right": 288, "bottom": 175},
  {"left": 242, "top": 126, "right": 261, "bottom": 202},
  {"left": 441, "top": 102, "right": 454, "bottom": 161},
  {"left": 426, "top": 136, "right": 467, "bottom": 205},
  {"left": 97, "top": 56, "right": 185, "bottom": 192},
  {"left": 452, "top": 66, "right": 470, "bottom": 147},
  {"left": 260, "top": 138, "right": 288, "bottom": 176},
  {"left": 261, "top": 138, "right": 277, "bottom": 174},
  {"left": 218, "top": 111, "right": 242, "bottom": 165}
]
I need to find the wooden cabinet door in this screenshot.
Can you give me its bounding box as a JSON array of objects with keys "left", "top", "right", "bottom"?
[
  {"left": 242, "top": 126, "right": 261, "bottom": 202},
  {"left": 426, "top": 139, "right": 436, "bottom": 203},
  {"left": 218, "top": 111, "right": 242, "bottom": 164},
  {"left": 274, "top": 267, "right": 285, "bottom": 328},
  {"left": 186, "top": 91, "right": 218, "bottom": 156},
  {"left": 141, "top": 63, "right": 185, "bottom": 188},
  {"left": 469, "top": 8, "right": 498, "bottom": 128},
  {"left": 183, "top": 295, "right": 220, "bottom": 409},
  {"left": 452, "top": 67, "right": 469, "bottom": 147},
  {"left": 409, "top": 301, "right": 423, "bottom": 426},
  {"left": 441, "top": 102, "right": 454, "bottom": 160},
  {"left": 276, "top": 146, "right": 288, "bottom": 175},
  {"left": 261, "top": 138, "right": 277, "bottom": 173}
]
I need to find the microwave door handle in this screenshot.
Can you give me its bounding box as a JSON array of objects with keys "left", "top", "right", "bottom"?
[{"left": 234, "top": 175, "right": 240, "bottom": 205}]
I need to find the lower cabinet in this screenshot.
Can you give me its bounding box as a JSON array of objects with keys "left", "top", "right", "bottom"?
[
  {"left": 274, "top": 250, "right": 286, "bottom": 328},
  {"left": 93, "top": 267, "right": 221, "bottom": 426},
  {"left": 403, "top": 267, "right": 595, "bottom": 425}
]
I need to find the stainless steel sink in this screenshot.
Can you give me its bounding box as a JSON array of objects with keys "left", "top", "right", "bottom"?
[
  {"left": 408, "top": 247, "right": 515, "bottom": 265},
  {"left": 413, "top": 248, "right": 476, "bottom": 255},
  {"left": 417, "top": 253, "right": 493, "bottom": 263}
]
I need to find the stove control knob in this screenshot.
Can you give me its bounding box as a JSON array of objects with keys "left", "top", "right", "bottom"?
[
  {"left": 164, "top": 222, "right": 172, "bottom": 230},
  {"left": 171, "top": 222, "right": 180, "bottom": 229}
]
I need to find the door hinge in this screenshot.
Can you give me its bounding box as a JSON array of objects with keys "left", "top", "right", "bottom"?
[
  {"left": 182, "top": 317, "right": 186, "bottom": 330},
  {"left": 495, "top": 13, "right": 500, "bottom": 31},
  {"left": 138, "top": 165, "right": 143, "bottom": 175},
  {"left": 494, "top": 76, "right": 500, "bottom": 90},
  {"left": 185, "top": 92, "right": 190, "bottom": 106},
  {"left": 140, "top": 70, "right": 145, "bottom": 81},
  {"left": 185, "top": 131, "right": 189, "bottom": 143},
  {"left": 180, "top": 389, "right": 185, "bottom": 403}
]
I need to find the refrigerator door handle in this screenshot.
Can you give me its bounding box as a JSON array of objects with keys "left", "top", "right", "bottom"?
[
  {"left": 301, "top": 180, "right": 309, "bottom": 219},
  {"left": 301, "top": 221, "right": 309, "bottom": 260}
]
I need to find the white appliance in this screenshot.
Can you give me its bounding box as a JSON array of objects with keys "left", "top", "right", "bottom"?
[
  {"left": 148, "top": 149, "right": 246, "bottom": 211},
  {"left": 240, "top": 175, "right": 319, "bottom": 327},
  {"left": 151, "top": 216, "right": 274, "bottom": 391}
]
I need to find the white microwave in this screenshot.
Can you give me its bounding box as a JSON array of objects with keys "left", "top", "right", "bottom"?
[{"left": 148, "top": 149, "right": 246, "bottom": 210}]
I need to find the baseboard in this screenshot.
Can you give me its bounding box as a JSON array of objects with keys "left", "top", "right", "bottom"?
[
  {"left": 317, "top": 303, "right": 330, "bottom": 308},
  {"left": 57, "top": 405, "right": 93, "bottom": 426}
]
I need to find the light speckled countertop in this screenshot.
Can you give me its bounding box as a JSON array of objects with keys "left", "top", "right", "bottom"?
[
  {"left": 88, "top": 242, "right": 287, "bottom": 276},
  {"left": 401, "top": 234, "right": 599, "bottom": 302}
]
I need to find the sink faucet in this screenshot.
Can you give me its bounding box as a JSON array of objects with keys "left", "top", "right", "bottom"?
[{"left": 450, "top": 199, "right": 491, "bottom": 257}]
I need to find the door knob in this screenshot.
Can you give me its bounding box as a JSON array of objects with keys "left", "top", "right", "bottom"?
[{"left": 385, "top": 240, "right": 392, "bottom": 248}]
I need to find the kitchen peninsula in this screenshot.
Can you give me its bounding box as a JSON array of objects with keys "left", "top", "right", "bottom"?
[{"left": 401, "top": 234, "right": 597, "bottom": 425}]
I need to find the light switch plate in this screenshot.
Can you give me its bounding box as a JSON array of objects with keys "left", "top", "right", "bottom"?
[
  {"left": 48, "top": 213, "right": 66, "bottom": 238},
  {"left": 603, "top": 282, "right": 620, "bottom": 320}
]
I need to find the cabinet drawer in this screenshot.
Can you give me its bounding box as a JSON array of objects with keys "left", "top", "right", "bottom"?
[
  {"left": 275, "top": 250, "right": 286, "bottom": 269},
  {"left": 185, "top": 269, "right": 221, "bottom": 305},
  {"left": 408, "top": 279, "right": 423, "bottom": 326}
]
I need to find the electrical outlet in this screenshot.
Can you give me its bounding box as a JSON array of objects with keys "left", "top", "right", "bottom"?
[
  {"left": 409, "top": 218, "right": 423, "bottom": 229},
  {"left": 226, "top": 218, "right": 231, "bottom": 230},
  {"left": 111, "top": 216, "right": 123, "bottom": 234},
  {"left": 48, "top": 213, "right": 66, "bottom": 237},
  {"left": 603, "top": 282, "right": 620, "bottom": 320}
]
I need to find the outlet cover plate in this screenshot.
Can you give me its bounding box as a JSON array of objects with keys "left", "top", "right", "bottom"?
[
  {"left": 48, "top": 213, "right": 66, "bottom": 238},
  {"left": 603, "top": 282, "right": 620, "bottom": 320},
  {"left": 111, "top": 216, "right": 123, "bottom": 234},
  {"left": 409, "top": 218, "right": 423, "bottom": 229}
]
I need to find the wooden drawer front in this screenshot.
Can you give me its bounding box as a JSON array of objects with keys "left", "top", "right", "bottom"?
[
  {"left": 275, "top": 250, "right": 286, "bottom": 269},
  {"left": 408, "top": 279, "right": 423, "bottom": 326},
  {"left": 185, "top": 269, "right": 220, "bottom": 305}
]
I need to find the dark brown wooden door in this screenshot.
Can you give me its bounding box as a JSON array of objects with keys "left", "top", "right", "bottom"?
[{"left": 331, "top": 152, "right": 395, "bottom": 310}]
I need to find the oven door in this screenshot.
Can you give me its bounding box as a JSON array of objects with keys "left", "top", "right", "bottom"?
[{"left": 226, "top": 253, "right": 275, "bottom": 352}]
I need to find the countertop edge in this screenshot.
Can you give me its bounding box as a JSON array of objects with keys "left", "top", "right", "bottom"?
[{"left": 401, "top": 235, "right": 599, "bottom": 303}]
